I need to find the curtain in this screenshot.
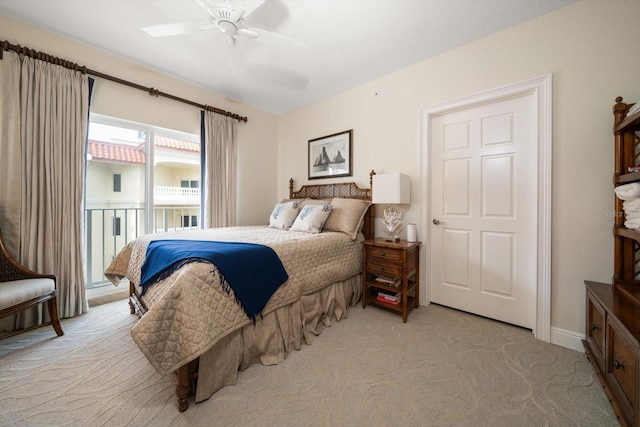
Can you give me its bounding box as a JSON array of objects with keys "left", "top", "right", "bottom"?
[
  {"left": 202, "top": 111, "right": 238, "bottom": 228},
  {"left": 0, "top": 50, "right": 90, "bottom": 327}
]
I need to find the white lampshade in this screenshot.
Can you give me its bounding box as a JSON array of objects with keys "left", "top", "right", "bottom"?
[{"left": 372, "top": 173, "right": 410, "bottom": 204}]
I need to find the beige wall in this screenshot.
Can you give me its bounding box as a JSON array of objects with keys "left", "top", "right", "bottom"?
[
  {"left": 0, "top": 15, "right": 279, "bottom": 226},
  {"left": 277, "top": 0, "right": 640, "bottom": 342},
  {"left": 3, "top": 1, "right": 640, "bottom": 344}
]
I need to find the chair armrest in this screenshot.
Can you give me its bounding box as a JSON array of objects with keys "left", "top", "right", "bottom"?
[{"left": 0, "top": 239, "right": 55, "bottom": 283}]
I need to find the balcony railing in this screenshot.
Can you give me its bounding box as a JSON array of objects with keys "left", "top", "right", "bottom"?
[
  {"left": 85, "top": 206, "right": 200, "bottom": 289},
  {"left": 154, "top": 186, "right": 200, "bottom": 204}
]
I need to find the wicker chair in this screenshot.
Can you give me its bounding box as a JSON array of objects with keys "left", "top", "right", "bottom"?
[{"left": 0, "top": 228, "right": 64, "bottom": 339}]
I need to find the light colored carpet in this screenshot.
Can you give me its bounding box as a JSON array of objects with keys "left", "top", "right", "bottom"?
[
  {"left": 87, "top": 286, "right": 129, "bottom": 307},
  {"left": 0, "top": 300, "right": 619, "bottom": 427}
]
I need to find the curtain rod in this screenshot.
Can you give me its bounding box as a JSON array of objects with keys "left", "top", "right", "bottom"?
[{"left": 1, "top": 40, "right": 248, "bottom": 123}]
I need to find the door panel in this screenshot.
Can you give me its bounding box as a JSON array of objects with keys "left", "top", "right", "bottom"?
[
  {"left": 481, "top": 154, "right": 514, "bottom": 217},
  {"left": 443, "top": 229, "right": 471, "bottom": 289},
  {"left": 443, "top": 121, "right": 471, "bottom": 150},
  {"left": 480, "top": 231, "right": 514, "bottom": 297},
  {"left": 443, "top": 158, "right": 471, "bottom": 216},
  {"left": 430, "top": 93, "right": 537, "bottom": 329},
  {"left": 482, "top": 112, "right": 514, "bottom": 146}
]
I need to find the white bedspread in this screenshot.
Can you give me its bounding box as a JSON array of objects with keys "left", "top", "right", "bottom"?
[{"left": 105, "top": 226, "right": 363, "bottom": 375}]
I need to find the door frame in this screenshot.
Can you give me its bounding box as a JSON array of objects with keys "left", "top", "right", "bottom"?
[{"left": 419, "top": 74, "right": 552, "bottom": 342}]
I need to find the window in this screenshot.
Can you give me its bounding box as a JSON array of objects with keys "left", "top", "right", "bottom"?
[
  {"left": 113, "top": 217, "right": 121, "bottom": 236},
  {"left": 182, "top": 215, "right": 198, "bottom": 227},
  {"left": 181, "top": 180, "right": 199, "bottom": 188},
  {"left": 113, "top": 173, "right": 122, "bottom": 192}
]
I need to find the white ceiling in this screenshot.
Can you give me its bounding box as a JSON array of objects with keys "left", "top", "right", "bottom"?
[{"left": 0, "top": 0, "right": 574, "bottom": 115}]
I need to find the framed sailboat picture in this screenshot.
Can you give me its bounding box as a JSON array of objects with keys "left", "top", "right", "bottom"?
[{"left": 308, "top": 130, "right": 353, "bottom": 180}]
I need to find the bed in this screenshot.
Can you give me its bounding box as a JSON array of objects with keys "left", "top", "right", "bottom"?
[{"left": 104, "top": 173, "right": 375, "bottom": 411}]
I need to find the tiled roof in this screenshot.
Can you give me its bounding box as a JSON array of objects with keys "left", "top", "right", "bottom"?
[
  {"left": 155, "top": 136, "right": 200, "bottom": 152},
  {"left": 87, "top": 141, "right": 145, "bottom": 164},
  {"left": 87, "top": 136, "right": 200, "bottom": 164}
]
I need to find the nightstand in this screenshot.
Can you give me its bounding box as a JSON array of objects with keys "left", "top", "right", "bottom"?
[{"left": 362, "top": 238, "right": 421, "bottom": 322}]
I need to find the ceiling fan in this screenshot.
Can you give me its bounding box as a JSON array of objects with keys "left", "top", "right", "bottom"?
[{"left": 142, "top": 0, "right": 305, "bottom": 48}]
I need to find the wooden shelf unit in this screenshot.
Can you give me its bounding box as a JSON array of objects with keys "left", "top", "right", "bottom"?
[{"left": 584, "top": 97, "right": 640, "bottom": 427}]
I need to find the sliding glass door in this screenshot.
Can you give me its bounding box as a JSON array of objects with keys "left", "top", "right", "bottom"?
[{"left": 85, "top": 115, "right": 200, "bottom": 288}]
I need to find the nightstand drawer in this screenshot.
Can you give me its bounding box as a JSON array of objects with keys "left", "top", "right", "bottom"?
[
  {"left": 367, "top": 262, "right": 402, "bottom": 278},
  {"left": 367, "top": 246, "right": 402, "bottom": 263}
]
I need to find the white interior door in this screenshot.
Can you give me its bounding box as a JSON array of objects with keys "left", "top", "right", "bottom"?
[{"left": 429, "top": 92, "right": 537, "bottom": 329}]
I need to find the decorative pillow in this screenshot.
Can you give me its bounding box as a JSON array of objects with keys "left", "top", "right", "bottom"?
[
  {"left": 269, "top": 200, "right": 302, "bottom": 230},
  {"left": 323, "top": 197, "right": 372, "bottom": 240},
  {"left": 279, "top": 198, "right": 307, "bottom": 204},
  {"left": 299, "top": 198, "right": 332, "bottom": 208},
  {"left": 290, "top": 204, "right": 333, "bottom": 233}
]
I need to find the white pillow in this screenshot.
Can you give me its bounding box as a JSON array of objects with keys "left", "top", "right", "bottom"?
[
  {"left": 269, "top": 200, "right": 302, "bottom": 230},
  {"left": 290, "top": 204, "right": 333, "bottom": 233}
]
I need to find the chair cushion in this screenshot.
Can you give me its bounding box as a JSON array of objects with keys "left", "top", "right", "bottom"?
[{"left": 0, "top": 278, "right": 55, "bottom": 310}]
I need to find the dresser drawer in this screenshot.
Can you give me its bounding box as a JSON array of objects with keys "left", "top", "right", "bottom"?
[
  {"left": 367, "top": 246, "right": 402, "bottom": 263},
  {"left": 608, "top": 319, "right": 638, "bottom": 421},
  {"left": 586, "top": 293, "right": 606, "bottom": 370}
]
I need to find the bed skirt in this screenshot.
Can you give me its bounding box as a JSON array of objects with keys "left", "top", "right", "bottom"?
[{"left": 195, "top": 274, "right": 362, "bottom": 402}]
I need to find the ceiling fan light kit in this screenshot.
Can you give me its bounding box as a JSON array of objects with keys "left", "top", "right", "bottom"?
[
  {"left": 203, "top": 0, "right": 247, "bottom": 46},
  {"left": 143, "top": 0, "right": 301, "bottom": 49}
]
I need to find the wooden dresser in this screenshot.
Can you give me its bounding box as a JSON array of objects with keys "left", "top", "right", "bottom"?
[{"left": 584, "top": 97, "right": 640, "bottom": 427}]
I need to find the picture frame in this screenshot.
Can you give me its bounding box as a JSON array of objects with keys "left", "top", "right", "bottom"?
[{"left": 308, "top": 129, "right": 353, "bottom": 180}]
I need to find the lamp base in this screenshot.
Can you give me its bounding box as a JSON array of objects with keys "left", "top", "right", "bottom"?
[
  {"left": 383, "top": 228, "right": 401, "bottom": 243},
  {"left": 382, "top": 205, "right": 403, "bottom": 243}
]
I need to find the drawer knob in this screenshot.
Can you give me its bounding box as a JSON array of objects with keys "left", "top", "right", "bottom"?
[
  {"left": 591, "top": 324, "right": 598, "bottom": 331},
  {"left": 380, "top": 252, "right": 386, "bottom": 257},
  {"left": 614, "top": 360, "right": 625, "bottom": 370}
]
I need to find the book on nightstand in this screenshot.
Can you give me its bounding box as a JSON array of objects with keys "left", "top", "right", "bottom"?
[
  {"left": 377, "top": 295, "right": 401, "bottom": 305},
  {"left": 377, "top": 289, "right": 401, "bottom": 304},
  {"left": 374, "top": 275, "right": 401, "bottom": 287}
]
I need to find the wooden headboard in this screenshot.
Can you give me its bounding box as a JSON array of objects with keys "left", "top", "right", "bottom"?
[{"left": 289, "top": 170, "right": 376, "bottom": 240}]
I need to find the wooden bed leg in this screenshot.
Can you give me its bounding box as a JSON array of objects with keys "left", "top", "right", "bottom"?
[
  {"left": 128, "top": 282, "right": 135, "bottom": 314},
  {"left": 176, "top": 364, "right": 190, "bottom": 412}
]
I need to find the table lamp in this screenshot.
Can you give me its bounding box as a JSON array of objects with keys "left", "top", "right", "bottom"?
[{"left": 372, "top": 173, "right": 410, "bottom": 242}]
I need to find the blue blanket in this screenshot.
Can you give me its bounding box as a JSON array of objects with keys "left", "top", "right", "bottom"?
[{"left": 139, "top": 240, "right": 289, "bottom": 319}]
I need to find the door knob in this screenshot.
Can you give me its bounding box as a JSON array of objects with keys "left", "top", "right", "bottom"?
[{"left": 433, "top": 218, "right": 440, "bottom": 225}]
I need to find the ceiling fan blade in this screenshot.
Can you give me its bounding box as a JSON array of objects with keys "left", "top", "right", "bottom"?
[
  {"left": 142, "top": 21, "right": 212, "bottom": 37},
  {"left": 244, "top": 0, "right": 267, "bottom": 15},
  {"left": 195, "top": 0, "right": 216, "bottom": 18},
  {"left": 229, "top": 4, "right": 246, "bottom": 23},
  {"left": 243, "top": 0, "right": 277, "bottom": 27},
  {"left": 249, "top": 27, "right": 308, "bottom": 50},
  {"left": 238, "top": 28, "right": 259, "bottom": 39}
]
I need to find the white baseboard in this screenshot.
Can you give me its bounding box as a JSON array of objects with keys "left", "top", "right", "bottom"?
[{"left": 550, "top": 326, "right": 585, "bottom": 353}]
